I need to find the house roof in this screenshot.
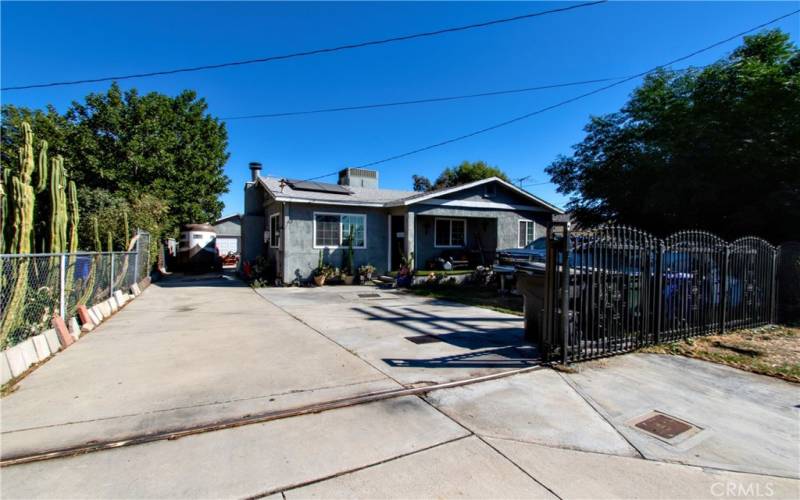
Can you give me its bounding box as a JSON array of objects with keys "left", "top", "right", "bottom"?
[
  {"left": 384, "top": 176, "right": 564, "bottom": 214},
  {"left": 213, "top": 213, "right": 241, "bottom": 224},
  {"left": 256, "top": 175, "right": 563, "bottom": 213},
  {"left": 258, "top": 176, "right": 416, "bottom": 207}
]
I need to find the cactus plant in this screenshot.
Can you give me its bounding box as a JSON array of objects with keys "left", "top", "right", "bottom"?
[
  {"left": 93, "top": 216, "right": 101, "bottom": 252},
  {"left": 67, "top": 181, "right": 79, "bottom": 253},
  {"left": 0, "top": 123, "right": 38, "bottom": 347},
  {"left": 0, "top": 168, "right": 6, "bottom": 254},
  {"left": 48, "top": 155, "right": 68, "bottom": 253},
  {"left": 35, "top": 140, "right": 48, "bottom": 194},
  {"left": 347, "top": 226, "right": 355, "bottom": 275}
]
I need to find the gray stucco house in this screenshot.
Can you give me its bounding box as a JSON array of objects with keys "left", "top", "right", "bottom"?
[{"left": 241, "top": 162, "right": 563, "bottom": 283}]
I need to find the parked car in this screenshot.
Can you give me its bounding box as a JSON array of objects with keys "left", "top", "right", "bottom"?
[{"left": 497, "top": 237, "right": 548, "bottom": 265}]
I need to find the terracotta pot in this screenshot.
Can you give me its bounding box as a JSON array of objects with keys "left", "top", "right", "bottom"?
[
  {"left": 313, "top": 275, "right": 326, "bottom": 286},
  {"left": 343, "top": 275, "right": 355, "bottom": 285}
]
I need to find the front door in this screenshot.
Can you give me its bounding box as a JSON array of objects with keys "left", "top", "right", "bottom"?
[{"left": 390, "top": 215, "right": 405, "bottom": 271}]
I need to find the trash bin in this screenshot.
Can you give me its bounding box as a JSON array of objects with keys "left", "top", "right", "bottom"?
[{"left": 515, "top": 261, "right": 547, "bottom": 343}]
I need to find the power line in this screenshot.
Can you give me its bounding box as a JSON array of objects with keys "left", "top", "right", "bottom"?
[
  {"left": 221, "top": 77, "right": 624, "bottom": 120},
  {"left": 1, "top": 1, "right": 607, "bottom": 92},
  {"left": 353, "top": 8, "right": 800, "bottom": 169}
]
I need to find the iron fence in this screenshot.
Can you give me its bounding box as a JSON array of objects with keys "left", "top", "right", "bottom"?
[
  {"left": 777, "top": 242, "right": 800, "bottom": 324},
  {"left": 0, "top": 231, "right": 150, "bottom": 348},
  {"left": 541, "top": 223, "right": 779, "bottom": 363}
]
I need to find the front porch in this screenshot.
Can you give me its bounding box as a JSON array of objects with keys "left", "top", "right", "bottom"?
[{"left": 391, "top": 213, "right": 499, "bottom": 272}]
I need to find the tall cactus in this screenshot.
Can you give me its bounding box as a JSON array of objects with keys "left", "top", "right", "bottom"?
[
  {"left": 48, "top": 156, "right": 68, "bottom": 253},
  {"left": 35, "top": 140, "right": 48, "bottom": 194},
  {"left": 67, "top": 181, "right": 79, "bottom": 254},
  {"left": 0, "top": 123, "right": 37, "bottom": 347},
  {"left": 0, "top": 168, "right": 7, "bottom": 254},
  {"left": 64, "top": 180, "right": 80, "bottom": 315},
  {"left": 123, "top": 211, "right": 130, "bottom": 249},
  {"left": 93, "top": 216, "right": 101, "bottom": 252},
  {"left": 113, "top": 210, "right": 132, "bottom": 290},
  {"left": 8, "top": 123, "right": 36, "bottom": 254}
]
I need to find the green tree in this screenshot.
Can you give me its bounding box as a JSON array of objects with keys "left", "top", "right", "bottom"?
[
  {"left": 413, "top": 160, "right": 509, "bottom": 191},
  {"left": 546, "top": 30, "right": 799, "bottom": 243},
  {"left": 1, "top": 83, "right": 230, "bottom": 246},
  {"left": 412, "top": 174, "right": 432, "bottom": 192}
]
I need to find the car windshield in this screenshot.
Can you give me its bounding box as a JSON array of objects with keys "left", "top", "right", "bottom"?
[{"left": 526, "top": 237, "right": 547, "bottom": 250}]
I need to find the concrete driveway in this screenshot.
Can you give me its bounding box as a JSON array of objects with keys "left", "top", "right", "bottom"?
[
  {"left": 3, "top": 275, "right": 797, "bottom": 498},
  {"left": 255, "top": 285, "right": 538, "bottom": 385},
  {"left": 1, "top": 275, "right": 398, "bottom": 458},
  {"left": 1, "top": 277, "right": 533, "bottom": 459}
]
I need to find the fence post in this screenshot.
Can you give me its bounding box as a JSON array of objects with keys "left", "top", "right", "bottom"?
[
  {"left": 720, "top": 246, "right": 730, "bottom": 334},
  {"left": 770, "top": 249, "right": 778, "bottom": 324},
  {"left": 654, "top": 243, "right": 663, "bottom": 344},
  {"left": 542, "top": 225, "right": 555, "bottom": 361},
  {"left": 560, "top": 222, "right": 571, "bottom": 365},
  {"left": 110, "top": 253, "right": 115, "bottom": 297},
  {"left": 133, "top": 230, "right": 140, "bottom": 283},
  {"left": 59, "top": 253, "right": 67, "bottom": 318}
]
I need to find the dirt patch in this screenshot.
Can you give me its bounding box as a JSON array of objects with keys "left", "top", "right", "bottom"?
[{"left": 642, "top": 325, "right": 800, "bottom": 383}]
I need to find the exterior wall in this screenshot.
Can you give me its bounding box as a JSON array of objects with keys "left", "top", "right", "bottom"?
[
  {"left": 281, "top": 203, "right": 390, "bottom": 282},
  {"left": 264, "top": 200, "right": 283, "bottom": 280},
  {"left": 241, "top": 183, "right": 265, "bottom": 265},
  {"left": 410, "top": 204, "right": 550, "bottom": 269},
  {"left": 437, "top": 182, "right": 535, "bottom": 205},
  {"left": 213, "top": 219, "right": 241, "bottom": 237}
]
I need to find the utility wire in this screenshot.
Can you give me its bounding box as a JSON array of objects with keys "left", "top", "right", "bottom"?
[
  {"left": 352, "top": 8, "right": 800, "bottom": 169},
  {"left": 1, "top": 1, "right": 607, "bottom": 91},
  {"left": 221, "top": 77, "right": 624, "bottom": 120}
]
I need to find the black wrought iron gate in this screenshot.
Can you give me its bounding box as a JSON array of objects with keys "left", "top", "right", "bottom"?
[{"left": 541, "top": 221, "right": 778, "bottom": 363}]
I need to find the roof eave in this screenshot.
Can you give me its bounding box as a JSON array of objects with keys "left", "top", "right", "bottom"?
[{"left": 389, "top": 177, "right": 564, "bottom": 214}]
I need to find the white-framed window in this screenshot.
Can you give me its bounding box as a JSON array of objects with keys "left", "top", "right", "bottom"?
[
  {"left": 313, "top": 212, "right": 367, "bottom": 249},
  {"left": 518, "top": 220, "right": 536, "bottom": 248},
  {"left": 269, "top": 213, "right": 281, "bottom": 248},
  {"left": 434, "top": 218, "right": 466, "bottom": 248}
]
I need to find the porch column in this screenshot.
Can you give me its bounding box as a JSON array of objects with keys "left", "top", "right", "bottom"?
[{"left": 405, "top": 211, "right": 415, "bottom": 269}]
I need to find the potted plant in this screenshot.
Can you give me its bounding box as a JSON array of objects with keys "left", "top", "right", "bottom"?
[
  {"left": 313, "top": 250, "right": 332, "bottom": 286},
  {"left": 359, "top": 264, "right": 375, "bottom": 282},
  {"left": 343, "top": 226, "right": 356, "bottom": 285}
]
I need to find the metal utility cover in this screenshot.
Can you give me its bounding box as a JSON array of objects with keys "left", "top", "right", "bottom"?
[
  {"left": 358, "top": 293, "right": 381, "bottom": 298},
  {"left": 406, "top": 335, "right": 442, "bottom": 344},
  {"left": 635, "top": 414, "right": 692, "bottom": 439},
  {"left": 629, "top": 411, "right": 701, "bottom": 443}
]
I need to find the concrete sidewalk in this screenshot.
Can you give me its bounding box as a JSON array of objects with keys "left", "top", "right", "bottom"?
[{"left": 4, "top": 356, "right": 797, "bottom": 499}]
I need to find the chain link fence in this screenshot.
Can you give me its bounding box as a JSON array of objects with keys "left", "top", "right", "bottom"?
[{"left": 0, "top": 231, "right": 150, "bottom": 348}]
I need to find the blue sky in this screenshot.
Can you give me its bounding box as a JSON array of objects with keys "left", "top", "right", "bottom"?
[{"left": 2, "top": 1, "right": 797, "bottom": 217}]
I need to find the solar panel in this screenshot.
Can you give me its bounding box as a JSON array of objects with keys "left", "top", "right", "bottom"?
[{"left": 286, "top": 179, "right": 351, "bottom": 195}]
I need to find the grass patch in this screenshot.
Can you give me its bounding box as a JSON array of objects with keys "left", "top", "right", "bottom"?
[
  {"left": 407, "top": 285, "right": 523, "bottom": 316},
  {"left": 642, "top": 325, "right": 800, "bottom": 383}
]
